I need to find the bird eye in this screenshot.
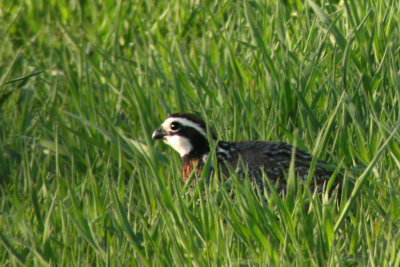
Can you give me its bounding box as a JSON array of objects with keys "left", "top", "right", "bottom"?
[{"left": 170, "top": 122, "right": 181, "bottom": 131}]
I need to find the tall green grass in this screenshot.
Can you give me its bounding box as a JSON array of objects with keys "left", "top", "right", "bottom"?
[{"left": 1, "top": 0, "right": 400, "bottom": 265}]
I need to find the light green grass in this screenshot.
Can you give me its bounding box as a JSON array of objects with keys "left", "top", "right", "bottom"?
[{"left": 1, "top": 0, "right": 400, "bottom": 265}]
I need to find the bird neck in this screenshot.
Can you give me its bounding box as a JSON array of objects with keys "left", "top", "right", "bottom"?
[
  {"left": 181, "top": 138, "right": 210, "bottom": 180},
  {"left": 185, "top": 134, "right": 210, "bottom": 160}
]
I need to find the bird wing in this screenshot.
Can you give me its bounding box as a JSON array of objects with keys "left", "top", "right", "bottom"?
[{"left": 218, "top": 141, "right": 333, "bottom": 187}]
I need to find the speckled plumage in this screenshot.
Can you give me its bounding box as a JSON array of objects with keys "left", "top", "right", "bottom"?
[{"left": 152, "top": 113, "right": 338, "bottom": 193}]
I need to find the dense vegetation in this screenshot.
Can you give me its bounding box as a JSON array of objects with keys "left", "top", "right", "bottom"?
[{"left": 1, "top": 0, "right": 399, "bottom": 265}]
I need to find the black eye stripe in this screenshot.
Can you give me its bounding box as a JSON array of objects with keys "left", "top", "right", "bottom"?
[{"left": 170, "top": 122, "right": 181, "bottom": 131}]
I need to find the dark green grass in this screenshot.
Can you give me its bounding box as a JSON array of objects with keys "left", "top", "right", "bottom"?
[{"left": 1, "top": 0, "right": 400, "bottom": 265}]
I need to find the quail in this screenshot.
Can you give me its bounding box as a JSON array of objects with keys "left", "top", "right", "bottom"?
[{"left": 152, "top": 112, "right": 339, "bottom": 193}]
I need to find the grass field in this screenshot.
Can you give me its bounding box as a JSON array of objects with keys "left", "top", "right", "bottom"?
[{"left": 1, "top": 0, "right": 400, "bottom": 265}]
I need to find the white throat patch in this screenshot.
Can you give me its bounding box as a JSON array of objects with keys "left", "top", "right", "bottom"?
[{"left": 163, "top": 135, "right": 193, "bottom": 157}]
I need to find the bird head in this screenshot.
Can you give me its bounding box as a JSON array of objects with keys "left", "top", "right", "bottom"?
[{"left": 152, "top": 113, "right": 215, "bottom": 158}]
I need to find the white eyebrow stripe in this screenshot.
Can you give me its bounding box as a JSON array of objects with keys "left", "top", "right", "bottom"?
[{"left": 162, "top": 117, "right": 208, "bottom": 138}]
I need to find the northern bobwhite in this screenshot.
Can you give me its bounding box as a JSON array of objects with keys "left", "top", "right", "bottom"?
[{"left": 152, "top": 112, "right": 338, "bottom": 193}]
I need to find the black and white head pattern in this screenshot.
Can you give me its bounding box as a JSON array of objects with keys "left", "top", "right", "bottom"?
[{"left": 152, "top": 113, "right": 212, "bottom": 158}]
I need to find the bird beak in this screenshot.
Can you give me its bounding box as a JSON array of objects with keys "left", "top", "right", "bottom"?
[{"left": 152, "top": 127, "right": 167, "bottom": 140}]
